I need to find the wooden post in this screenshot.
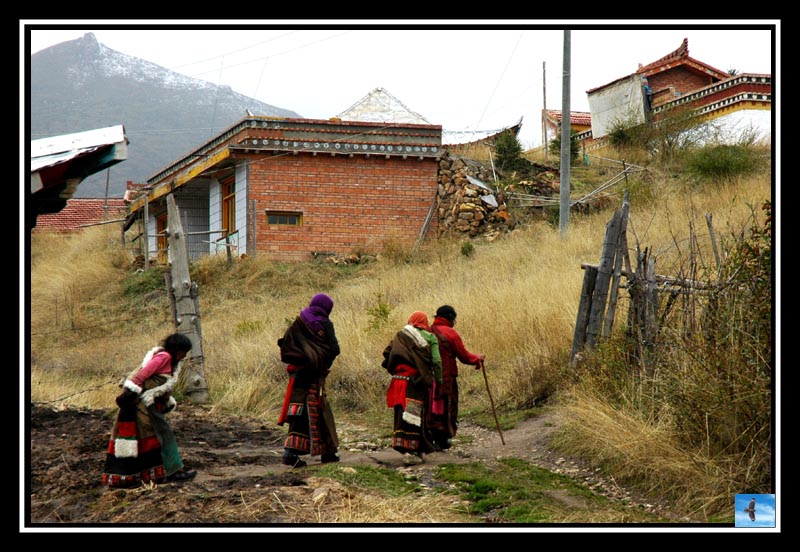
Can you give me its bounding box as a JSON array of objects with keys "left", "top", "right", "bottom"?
[
  {"left": 224, "top": 229, "right": 233, "bottom": 264},
  {"left": 143, "top": 195, "right": 150, "bottom": 270},
  {"left": 705, "top": 213, "right": 721, "bottom": 276},
  {"left": 586, "top": 209, "right": 623, "bottom": 348},
  {"left": 628, "top": 246, "right": 647, "bottom": 374},
  {"left": 571, "top": 264, "right": 598, "bottom": 364},
  {"left": 165, "top": 272, "right": 177, "bottom": 324},
  {"left": 643, "top": 254, "right": 658, "bottom": 377},
  {"left": 166, "top": 194, "right": 210, "bottom": 403},
  {"left": 602, "top": 196, "right": 630, "bottom": 339}
]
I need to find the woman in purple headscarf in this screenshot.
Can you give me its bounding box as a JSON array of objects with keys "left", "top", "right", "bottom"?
[{"left": 277, "top": 293, "right": 341, "bottom": 468}]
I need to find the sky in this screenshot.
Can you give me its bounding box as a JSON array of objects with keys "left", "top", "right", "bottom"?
[
  {"left": 735, "top": 494, "right": 777, "bottom": 529},
  {"left": 22, "top": 20, "right": 779, "bottom": 149}
]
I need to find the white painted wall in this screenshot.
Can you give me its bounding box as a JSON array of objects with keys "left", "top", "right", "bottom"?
[
  {"left": 588, "top": 75, "right": 646, "bottom": 139},
  {"left": 712, "top": 110, "right": 772, "bottom": 144}
]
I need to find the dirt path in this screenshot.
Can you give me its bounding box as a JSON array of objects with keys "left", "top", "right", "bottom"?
[{"left": 26, "top": 401, "right": 674, "bottom": 526}]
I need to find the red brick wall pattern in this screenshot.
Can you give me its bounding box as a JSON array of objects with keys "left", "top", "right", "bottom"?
[{"left": 246, "top": 153, "right": 439, "bottom": 262}]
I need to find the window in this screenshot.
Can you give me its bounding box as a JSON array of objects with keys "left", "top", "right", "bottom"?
[
  {"left": 221, "top": 175, "right": 236, "bottom": 236},
  {"left": 266, "top": 211, "right": 302, "bottom": 226},
  {"left": 156, "top": 213, "right": 168, "bottom": 265}
]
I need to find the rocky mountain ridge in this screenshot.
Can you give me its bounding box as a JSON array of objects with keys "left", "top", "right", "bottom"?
[{"left": 29, "top": 32, "right": 301, "bottom": 198}]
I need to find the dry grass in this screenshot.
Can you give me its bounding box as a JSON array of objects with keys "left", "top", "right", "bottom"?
[
  {"left": 28, "top": 154, "right": 772, "bottom": 519},
  {"left": 554, "top": 381, "right": 740, "bottom": 521},
  {"left": 30, "top": 173, "right": 769, "bottom": 415}
]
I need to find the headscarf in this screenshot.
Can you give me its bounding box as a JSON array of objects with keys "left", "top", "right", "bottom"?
[
  {"left": 407, "top": 311, "right": 430, "bottom": 331},
  {"left": 300, "top": 293, "right": 334, "bottom": 334},
  {"left": 435, "top": 305, "right": 457, "bottom": 323}
]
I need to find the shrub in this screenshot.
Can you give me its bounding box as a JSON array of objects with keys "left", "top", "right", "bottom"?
[
  {"left": 686, "top": 143, "right": 763, "bottom": 181},
  {"left": 548, "top": 130, "right": 580, "bottom": 163},
  {"left": 494, "top": 131, "right": 530, "bottom": 173},
  {"left": 366, "top": 288, "right": 393, "bottom": 332}
]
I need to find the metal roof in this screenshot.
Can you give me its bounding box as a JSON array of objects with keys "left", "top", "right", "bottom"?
[{"left": 30, "top": 124, "right": 128, "bottom": 229}]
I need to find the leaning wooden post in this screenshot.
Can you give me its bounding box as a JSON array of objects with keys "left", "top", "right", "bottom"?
[
  {"left": 166, "top": 194, "right": 210, "bottom": 403},
  {"left": 586, "top": 208, "right": 622, "bottom": 349},
  {"left": 602, "top": 195, "right": 630, "bottom": 339},
  {"left": 571, "top": 264, "right": 598, "bottom": 365}
]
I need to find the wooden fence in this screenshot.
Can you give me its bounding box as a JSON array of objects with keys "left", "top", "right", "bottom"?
[{"left": 570, "top": 195, "right": 721, "bottom": 376}]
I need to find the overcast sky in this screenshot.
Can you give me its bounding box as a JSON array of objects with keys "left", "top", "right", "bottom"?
[{"left": 23, "top": 20, "right": 778, "bottom": 149}]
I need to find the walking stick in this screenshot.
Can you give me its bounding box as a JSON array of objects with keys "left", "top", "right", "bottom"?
[{"left": 479, "top": 360, "right": 505, "bottom": 445}]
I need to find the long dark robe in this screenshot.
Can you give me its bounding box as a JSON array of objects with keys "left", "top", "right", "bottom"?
[
  {"left": 278, "top": 316, "right": 340, "bottom": 458},
  {"left": 102, "top": 365, "right": 183, "bottom": 488},
  {"left": 382, "top": 327, "right": 437, "bottom": 455}
]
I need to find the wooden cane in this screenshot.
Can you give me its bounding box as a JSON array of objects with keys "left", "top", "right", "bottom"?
[{"left": 480, "top": 360, "right": 505, "bottom": 445}]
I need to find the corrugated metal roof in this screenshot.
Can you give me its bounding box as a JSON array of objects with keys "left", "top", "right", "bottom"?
[{"left": 31, "top": 125, "right": 127, "bottom": 172}]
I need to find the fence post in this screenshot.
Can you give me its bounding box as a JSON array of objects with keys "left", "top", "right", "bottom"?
[
  {"left": 571, "top": 264, "right": 598, "bottom": 364},
  {"left": 586, "top": 208, "right": 623, "bottom": 348},
  {"left": 166, "top": 194, "right": 210, "bottom": 403},
  {"left": 602, "top": 196, "right": 630, "bottom": 339}
]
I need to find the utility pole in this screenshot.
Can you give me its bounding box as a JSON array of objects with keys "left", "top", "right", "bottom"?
[{"left": 559, "top": 29, "right": 571, "bottom": 239}]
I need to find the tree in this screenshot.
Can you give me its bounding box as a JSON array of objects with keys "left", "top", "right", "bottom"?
[
  {"left": 548, "top": 128, "right": 580, "bottom": 163},
  {"left": 493, "top": 130, "right": 529, "bottom": 174}
]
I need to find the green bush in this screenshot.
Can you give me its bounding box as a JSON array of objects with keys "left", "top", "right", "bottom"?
[
  {"left": 366, "top": 288, "right": 393, "bottom": 331},
  {"left": 686, "top": 143, "right": 763, "bottom": 181},
  {"left": 123, "top": 267, "right": 167, "bottom": 296},
  {"left": 548, "top": 130, "right": 580, "bottom": 162},
  {"left": 494, "top": 131, "right": 524, "bottom": 172}
]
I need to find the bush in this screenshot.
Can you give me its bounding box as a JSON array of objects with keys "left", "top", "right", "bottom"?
[
  {"left": 494, "top": 131, "right": 530, "bottom": 173},
  {"left": 686, "top": 143, "right": 763, "bottom": 181},
  {"left": 548, "top": 130, "right": 580, "bottom": 163}
]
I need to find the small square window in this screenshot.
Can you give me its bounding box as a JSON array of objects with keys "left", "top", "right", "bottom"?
[{"left": 266, "top": 211, "right": 302, "bottom": 226}]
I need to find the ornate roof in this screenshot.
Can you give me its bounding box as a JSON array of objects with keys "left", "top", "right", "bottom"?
[{"left": 337, "top": 87, "right": 430, "bottom": 125}]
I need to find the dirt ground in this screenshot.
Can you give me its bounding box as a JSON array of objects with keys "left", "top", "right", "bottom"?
[{"left": 25, "top": 400, "right": 676, "bottom": 529}]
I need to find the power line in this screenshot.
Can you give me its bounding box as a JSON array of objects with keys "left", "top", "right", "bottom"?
[{"left": 474, "top": 30, "right": 524, "bottom": 131}]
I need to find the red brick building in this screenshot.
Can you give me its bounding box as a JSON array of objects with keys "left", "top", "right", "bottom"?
[
  {"left": 33, "top": 198, "right": 128, "bottom": 233},
  {"left": 127, "top": 116, "right": 442, "bottom": 262},
  {"left": 568, "top": 38, "right": 771, "bottom": 149}
]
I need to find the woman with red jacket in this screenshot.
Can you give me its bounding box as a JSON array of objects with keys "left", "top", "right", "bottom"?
[
  {"left": 102, "top": 332, "right": 197, "bottom": 487},
  {"left": 429, "top": 305, "right": 485, "bottom": 451}
]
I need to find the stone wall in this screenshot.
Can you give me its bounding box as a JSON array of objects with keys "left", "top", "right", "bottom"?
[{"left": 436, "top": 151, "right": 515, "bottom": 241}]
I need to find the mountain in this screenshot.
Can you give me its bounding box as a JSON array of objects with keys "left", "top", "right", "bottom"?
[{"left": 29, "top": 33, "right": 302, "bottom": 199}]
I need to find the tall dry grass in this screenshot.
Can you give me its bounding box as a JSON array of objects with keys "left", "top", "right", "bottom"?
[{"left": 28, "top": 157, "right": 772, "bottom": 519}]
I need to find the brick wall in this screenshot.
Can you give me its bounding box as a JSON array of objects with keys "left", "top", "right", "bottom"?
[
  {"left": 33, "top": 198, "right": 127, "bottom": 232},
  {"left": 650, "top": 67, "right": 715, "bottom": 100},
  {"left": 246, "top": 152, "right": 439, "bottom": 262}
]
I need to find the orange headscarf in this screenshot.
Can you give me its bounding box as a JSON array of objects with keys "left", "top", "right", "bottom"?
[{"left": 407, "top": 311, "right": 430, "bottom": 331}]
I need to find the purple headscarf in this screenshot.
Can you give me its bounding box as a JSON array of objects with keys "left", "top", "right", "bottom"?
[{"left": 300, "top": 293, "right": 334, "bottom": 334}]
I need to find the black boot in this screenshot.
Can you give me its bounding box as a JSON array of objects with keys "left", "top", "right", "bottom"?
[
  {"left": 282, "top": 451, "right": 307, "bottom": 468},
  {"left": 321, "top": 453, "right": 340, "bottom": 464}
]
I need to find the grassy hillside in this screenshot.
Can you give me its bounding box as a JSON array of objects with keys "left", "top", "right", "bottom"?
[{"left": 28, "top": 137, "right": 773, "bottom": 521}]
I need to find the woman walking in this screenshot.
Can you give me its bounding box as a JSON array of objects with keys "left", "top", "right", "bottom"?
[
  {"left": 429, "top": 305, "right": 485, "bottom": 451},
  {"left": 277, "top": 293, "right": 342, "bottom": 468},
  {"left": 102, "top": 332, "right": 197, "bottom": 487},
  {"left": 382, "top": 311, "right": 442, "bottom": 465}
]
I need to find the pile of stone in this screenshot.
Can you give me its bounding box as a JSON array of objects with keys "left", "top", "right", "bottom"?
[{"left": 436, "top": 152, "right": 515, "bottom": 240}]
